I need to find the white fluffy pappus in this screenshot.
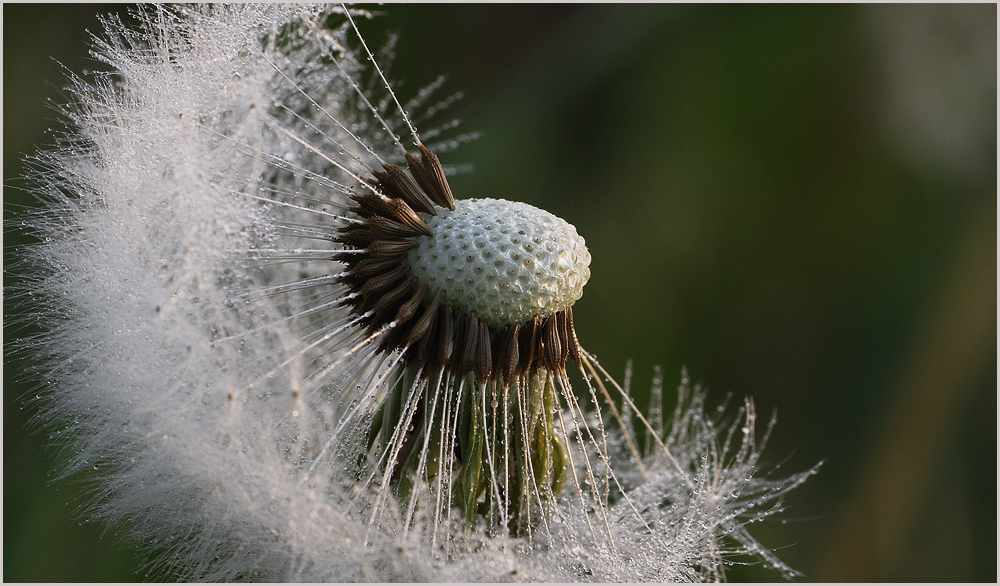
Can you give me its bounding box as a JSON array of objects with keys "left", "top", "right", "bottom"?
[{"left": 11, "top": 5, "right": 818, "bottom": 581}]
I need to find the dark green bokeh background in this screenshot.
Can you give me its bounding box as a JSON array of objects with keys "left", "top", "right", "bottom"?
[{"left": 5, "top": 4, "right": 996, "bottom": 582}]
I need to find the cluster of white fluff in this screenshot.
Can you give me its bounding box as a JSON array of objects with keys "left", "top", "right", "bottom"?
[{"left": 13, "top": 5, "right": 817, "bottom": 581}]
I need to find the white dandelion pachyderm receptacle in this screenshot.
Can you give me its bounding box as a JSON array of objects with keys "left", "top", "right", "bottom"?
[{"left": 15, "top": 5, "right": 818, "bottom": 582}]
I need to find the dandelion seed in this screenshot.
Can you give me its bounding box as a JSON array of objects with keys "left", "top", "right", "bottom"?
[{"left": 10, "top": 5, "right": 818, "bottom": 582}]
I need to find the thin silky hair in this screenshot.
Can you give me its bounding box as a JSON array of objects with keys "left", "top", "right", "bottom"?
[{"left": 11, "top": 5, "right": 817, "bottom": 581}]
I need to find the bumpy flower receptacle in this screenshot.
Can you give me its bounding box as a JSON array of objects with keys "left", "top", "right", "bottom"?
[
  {"left": 334, "top": 148, "right": 589, "bottom": 385},
  {"left": 408, "top": 198, "right": 591, "bottom": 330}
]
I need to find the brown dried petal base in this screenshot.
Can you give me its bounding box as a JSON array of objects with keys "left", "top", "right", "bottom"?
[{"left": 334, "top": 144, "right": 582, "bottom": 384}]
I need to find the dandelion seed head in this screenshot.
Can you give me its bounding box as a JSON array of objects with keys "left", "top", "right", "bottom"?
[
  {"left": 10, "top": 4, "right": 818, "bottom": 582},
  {"left": 407, "top": 198, "right": 591, "bottom": 330}
]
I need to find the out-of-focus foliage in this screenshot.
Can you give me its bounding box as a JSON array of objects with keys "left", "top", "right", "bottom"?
[{"left": 4, "top": 4, "right": 995, "bottom": 582}]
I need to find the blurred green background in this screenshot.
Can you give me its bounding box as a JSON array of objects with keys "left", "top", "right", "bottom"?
[{"left": 5, "top": 4, "right": 995, "bottom": 582}]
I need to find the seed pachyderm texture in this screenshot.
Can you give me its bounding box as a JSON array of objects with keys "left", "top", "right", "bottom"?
[
  {"left": 407, "top": 198, "right": 591, "bottom": 329},
  {"left": 10, "top": 5, "right": 818, "bottom": 582}
]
